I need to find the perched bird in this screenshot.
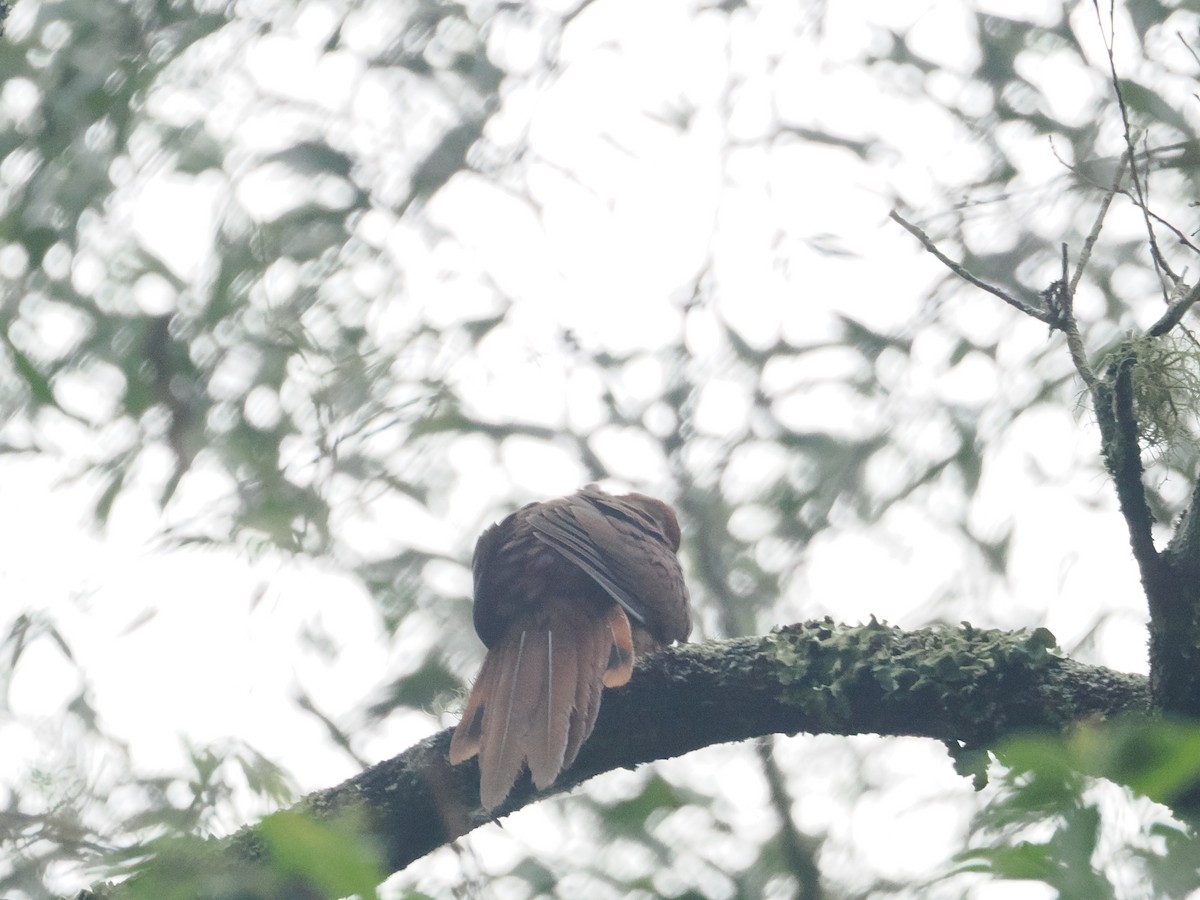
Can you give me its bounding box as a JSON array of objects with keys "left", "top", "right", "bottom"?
[{"left": 449, "top": 486, "right": 691, "bottom": 810}]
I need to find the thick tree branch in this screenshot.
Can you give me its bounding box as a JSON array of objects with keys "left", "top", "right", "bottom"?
[
  {"left": 1148, "top": 279, "right": 1200, "bottom": 337},
  {"left": 1095, "top": 354, "right": 1162, "bottom": 578},
  {"left": 83, "top": 620, "right": 1150, "bottom": 899}
]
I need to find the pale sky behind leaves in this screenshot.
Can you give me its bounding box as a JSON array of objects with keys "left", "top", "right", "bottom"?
[{"left": 0, "top": 0, "right": 1184, "bottom": 896}]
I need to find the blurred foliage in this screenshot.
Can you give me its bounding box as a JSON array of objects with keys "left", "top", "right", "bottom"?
[
  {"left": 948, "top": 718, "right": 1200, "bottom": 897},
  {"left": 92, "top": 808, "right": 384, "bottom": 900},
  {"left": 1, "top": 0, "right": 1199, "bottom": 897}
]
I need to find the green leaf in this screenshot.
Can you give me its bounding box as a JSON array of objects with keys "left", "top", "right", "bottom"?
[
  {"left": 1116, "top": 79, "right": 1192, "bottom": 136},
  {"left": 257, "top": 809, "right": 385, "bottom": 900}
]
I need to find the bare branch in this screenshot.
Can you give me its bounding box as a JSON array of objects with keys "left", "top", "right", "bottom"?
[
  {"left": 1069, "top": 149, "right": 1129, "bottom": 297},
  {"left": 888, "top": 210, "right": 1053, "bottom": 324},
  {"left": 889, "top": 209, "right": 1103, "bottom": 388},
  {"left": 1114, "top": 186, "right": 1200, "bottom": 258},
  {"left": 1093, "top": 0, "right": 1176, "bottom": 292},
  {"left": 1178, "top": 29, "right": 1200, "bottom": 70},
  {"left": 1062, "top": 316, "right": 1100, "bottom": 391}
]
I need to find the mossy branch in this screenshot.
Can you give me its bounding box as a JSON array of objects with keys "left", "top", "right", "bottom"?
[
  {"left": 80, "top": 622, "right": 1149, "bottom": 900},
  {"left": 1095, "top": 348, "right": 1162, "bottom": 579}
]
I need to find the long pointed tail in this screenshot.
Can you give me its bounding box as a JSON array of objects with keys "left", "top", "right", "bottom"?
[{"left": 449, "top": 599, "right": 635, "bottom": 810}]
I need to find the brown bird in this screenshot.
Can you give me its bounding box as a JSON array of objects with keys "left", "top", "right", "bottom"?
[{"left": 448, "top": 486, "right": 691, "bottom": 810}]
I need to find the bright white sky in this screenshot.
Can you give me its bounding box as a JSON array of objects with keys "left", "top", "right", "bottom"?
[{"left": 2, "top": 0, "right": 1192, "bottom": 896}]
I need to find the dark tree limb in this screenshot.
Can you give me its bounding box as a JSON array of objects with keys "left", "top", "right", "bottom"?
[
  {"left": 1094, "top": 353, "right": 1162, "bottom": 580},
  {"left": 1148, "top": 280, "right": 1200, "bottom": 337},
  {"left": 81, "top": 620, "right": 1150, "bottom": 899}
]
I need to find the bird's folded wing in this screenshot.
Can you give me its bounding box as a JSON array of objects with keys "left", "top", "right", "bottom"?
[{"left": 527, "top": 499, "right": 654, "bottom": 626}]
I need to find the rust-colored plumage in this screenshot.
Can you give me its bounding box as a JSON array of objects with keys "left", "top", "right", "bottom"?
[{"left": 449, "top": 486, "right": 691, "bottom": 810}]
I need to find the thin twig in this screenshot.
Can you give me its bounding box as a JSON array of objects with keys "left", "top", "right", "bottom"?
[
  {"left": 1069, "top": 149, "right": 1129, "bottom": 297},
  {"left": 1053, "top": 145, "right": 1200, "bottom": 257},
  {"left": 889, "top": 210, "right": 1100, "bottom": 387},
  {"left": 1093, "top": 0, "right": 1176, "bottom": 293},
  {"left": 888, "top": 211, "right": 1053, "bottom": 324},
  {"left": 1049, "top": 243, "right": 1103, "bottom": 389},
  {"left": 1128, "top": 195, "right": 1200, "bottom": 257},
  {"left": 1178, "top": 30, "right": 1200, "bottom": 70}
]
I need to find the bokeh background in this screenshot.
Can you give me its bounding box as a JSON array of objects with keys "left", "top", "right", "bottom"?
[{"left": 2, "top": 0, "right": 1200, "bottom": 897}]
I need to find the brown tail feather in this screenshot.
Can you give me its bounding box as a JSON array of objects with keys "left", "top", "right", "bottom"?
[
  {"left": 525, "top": 626, "right": 577, "bottom": 789},
  {"left": 449, "top": 598, "right": 626, "bottom": 809},
  {"left": 561, "top": 604, "right": 634, "bottom": 770},
  {"left": 563, "top": 606, "right": 605, "bottom": 772},
  {"left": 448, "top": 649, "right": 494, "bottom": 765},
  {"left": 478, "top": 627, "right": 536, "bottom": 808}
]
